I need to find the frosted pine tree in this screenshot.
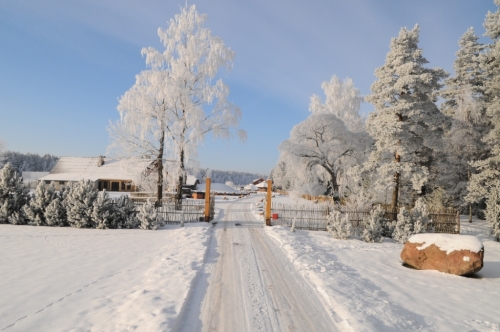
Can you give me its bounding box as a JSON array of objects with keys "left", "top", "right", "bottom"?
[
  {"left": 362, "top": 205, "right": 385, "bottom": 243},
  {"left": 92, "top": 190, "right": 114, "bottom": 229},
  {"left": 138, "top": 199, "right": 161, "bottom": 230},
  {"left": 0, "top": 163, "right": 30, "bottom": 224},
  {"left": 485, "top": 180, "right": 500, "bottom": 241},
  {"left": 392, "top": 199, "right": 429, "bottom": 243},
  {"left": 23, "top": 181, "right": 56, "bottom": 226},
  {"left": 468, "top": 1, "right": 500, "bottom": 209},
  {"left": 113, "top": 195, "right": 139, "bottom": 228},
  {"left": 65, "top": 180, "right": 98, "bottom": 228},
  {"left": 440, "top": 28, "right": 488, "bottom": 217},
  {"left": 365, "top": 25, "right": 447, "bottom": 209},
  {"left": 327, "top": 210, "right": 352, "bottom": 239},
  {"left": 45, "top": 197, "right": 67, "bottom": 226}
]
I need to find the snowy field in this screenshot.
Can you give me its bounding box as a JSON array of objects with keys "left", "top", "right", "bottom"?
[
  {"left": 262, "top": 200, "right": 500, "bottom": 331},
  {"left": 0, "top": 222, "right": 211, "bottom": 331}
]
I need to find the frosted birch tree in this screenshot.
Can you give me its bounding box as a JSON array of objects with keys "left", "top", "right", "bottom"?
[
  {"left": 365, "top": 25, "right": 447, "bottom": 209},
  {"left": 109, "top": 5, "right": 245, "bottom": 207},
  {"left": 309, "top": 76, "right": 365, "bottom": 132},
  {"left": 467, "top": 1, "right": 500, "bottom": 209},
  {"left": 279, "top": 112, "right": 368, "bottom": 201},
  {"left": 439, "top": 28, "right": 488, "bottom": 218}
]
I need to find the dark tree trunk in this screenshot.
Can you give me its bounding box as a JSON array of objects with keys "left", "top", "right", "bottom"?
[
  {"left": 175, "top": 148, "right": 185, "bottom": 210},
  {"left": 156, "top": 130, "right": 165, "bottom": 208},
  {"left": 391, "top": 153, "right": 401, "bottom": 214}
]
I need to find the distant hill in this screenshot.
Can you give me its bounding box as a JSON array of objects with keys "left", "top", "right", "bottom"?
[
  {"left": 0, "top": 151, "right": 59, "bottom": 173},
  {"left": 188, "top": 168, "right": 266, "bottom": 186}
]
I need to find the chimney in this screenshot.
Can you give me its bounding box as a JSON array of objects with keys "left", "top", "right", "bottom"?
[{"left": 97, "top": 155, "right": 105, "bottom": 167}]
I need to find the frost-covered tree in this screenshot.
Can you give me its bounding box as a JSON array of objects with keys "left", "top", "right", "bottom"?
[
  {"left": 327, "top": 210, "right": 352, "bottom": 239},
  {"left": 468, "top": 1, "right": 500, "bottom": 207},
  {"left": 65, "top": 180, "right": 98, "bottom": 228},
  {"left": 439, "top": 28, "right": 488, "bottom": 217},
  {"left": 0, "top": 163, "right": 30, "bottom": 224},
  {"left": 92, "top": 190, "right": 114, "bottom": 229},
  {"left": 365, "top": 25, "right": 448, "bottom": 209},
  {"left": 392, "top": 198, "right": 429, "bottom": 243},
  {"left": 45, "top": 197, "right": 67, "bottom": 227},
  {"left": 113, "top": 195, "right": 139, "bottom": 229},
  {"left": 109, "top": 5, "right": 245, "bottom": 208},
  {"left": 309, "top": 76, "right": 365, "bottom": 132},
  {"left": 279, "top": 112, "right": 369, "bottom": 200},
  {"left": 137, "top": 199, "right": 162, "bottom": 230},
  {"left": 362, "top": 205, "right": 385, "bottom": 243},
  {"left": 485, "top": 180, "right": 500, "bottom": 241},
  {"left": 23, "top": 182, "right": 56, "bottom": 226}
]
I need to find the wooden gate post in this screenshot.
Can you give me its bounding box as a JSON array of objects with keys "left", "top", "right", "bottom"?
[
  {"left": 265, "top": 179, "right": 272, "bottom": 226},
  {"left": 204, "top": 178, "right": 211, "bottom": 222}
]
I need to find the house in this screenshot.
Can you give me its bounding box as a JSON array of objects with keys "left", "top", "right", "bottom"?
[
  {"left": 184, "top": 175, "right": 200, "bottom": 190},
  {"left": 38, "top": 156, "right": 152, "bottom": 192},
  {"left": 256, "top": 181, "right": 268, "bottom": 192},
  {"left": 252, "top": 178, "right": 265, "bottom": 186}
]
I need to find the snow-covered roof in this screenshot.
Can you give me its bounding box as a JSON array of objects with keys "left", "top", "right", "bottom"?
[
  {"left": 186, "top": 175, "right": 199, "bottom": 186},
  {"left": 196, "top": 183, "right": 239, "bottom": 193},
  {"left": 39, "top": 157, "right": 152, "bottom": 182},
  {"left": 22, "top": 172, "right": 49, "bottom": 183},
  {"left": 244, "top": 184, "right": 258, "bottom": 191},
  {"left": 256, "top": 181, "right": 268, "bottom": 188}
]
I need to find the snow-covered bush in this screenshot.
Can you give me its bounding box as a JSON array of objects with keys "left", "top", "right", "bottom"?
[
  {"left": 64, "top": 180, "right": 98, "bottom": 228},
  {"left": 113, "top": 194, "right": 139, "bottom": 229},
  {"left": 485, "top": 180, "right": 500, "bottom": 241},
  {"left": 45, "top": 197, "right": 67, "bottom": 226},
  {"left": 327, "top": 210, "right": 352, "bottom": 239},
  {"left": 23, "top": 181, "right": 56, "bottom": 226},
  {"left": 361, "top": 205, "right": 385, "bottom": 243},
  {"left": 92, "top": 190, "right": 114, "bottom": 229},
  {"left": 137, "top": 199, "right": 162, "bottom": 230},
  {"left": 0, "top": 163, "right": 30, "bottom": 224},
  {"left": 392, "top": 199, "right": 429, "bottom": 244}
]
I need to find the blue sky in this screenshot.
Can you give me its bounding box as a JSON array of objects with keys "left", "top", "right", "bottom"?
[{"left": 0, "top": 1, "right": 497, "bottom": 175}]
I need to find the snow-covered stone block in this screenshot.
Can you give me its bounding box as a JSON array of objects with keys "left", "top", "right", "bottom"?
[{"left": 400, "top": 234, "right": 484, "bottom": 276}]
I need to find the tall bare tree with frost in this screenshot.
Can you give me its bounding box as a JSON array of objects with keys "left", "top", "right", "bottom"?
[
  {"left": 275, "top": 77, "right": 369, "bottom": 200},
  {"left": 439, "top": 28, "right": 488, "bottom": 218},
  {"left": 365, "top": 25, "right": 447, "bottom": 209},
  {"left": 109, "top": 5, "right": 245, "bottom": 207}
]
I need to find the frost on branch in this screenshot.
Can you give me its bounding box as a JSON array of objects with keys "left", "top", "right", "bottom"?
[
  {"left": 362, "top": 205, "right": 385, "bottom": 243},
  {"left": 392, "top": 199, "right": 429, "bottom": 244},
  {"left": 485, "top": 181, "right": 500, "bottom": 241},
  {"left": 65, "top": 180, "right": 98, "bottom": 228},
  {"left": 327, "top": 210, "right": 352, "bottom": 239},
  {"left": 138, "top": 199, "right": 162, "bottom": 230},
  {"left": 23, "top": 181, "right": 56, "bottom": 226},
  {"left": 0, "top": 163, "right": 30, "bottom": 224}
]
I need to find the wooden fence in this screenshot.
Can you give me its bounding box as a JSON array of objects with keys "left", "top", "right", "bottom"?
[
  {"left": 270, "top": 202, "right": 460, "bottom": 234},
  {"left": 131, "top": 197, "right": 214, "bottom": 225}
]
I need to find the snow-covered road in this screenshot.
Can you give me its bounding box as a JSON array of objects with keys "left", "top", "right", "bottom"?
[{"left": 176, "top": 196, "right": 336, "bottom": 332}]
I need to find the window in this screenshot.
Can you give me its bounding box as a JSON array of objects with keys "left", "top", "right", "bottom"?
[{"left": 59, "top": 181, "right": 65, "bottom": 185}]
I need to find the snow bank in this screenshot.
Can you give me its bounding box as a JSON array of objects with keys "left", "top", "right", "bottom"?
[
  {"left": 409, "top": 234, "right": 483, "bottom": 254},
  {"left": 0, "top": 223, "right": 211, "bottom": 331}
]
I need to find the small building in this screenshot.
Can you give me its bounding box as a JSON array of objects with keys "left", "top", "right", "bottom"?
[
  {"left": 252, "top": 178, "right": 265, "bottom": 186},
  {"left": 38, "top": 156, "right": 152, "bottom": 192},
  {"left": 256, "top": 181, "right": 268, "bottom": 192}
]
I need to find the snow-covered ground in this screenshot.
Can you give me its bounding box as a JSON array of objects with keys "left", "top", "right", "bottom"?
[
  {"left": 262, "top": 197, "right": 500, "bottom": 331},
  {"left": 0, "top": 222, "right": 211, "bottom": 331}
]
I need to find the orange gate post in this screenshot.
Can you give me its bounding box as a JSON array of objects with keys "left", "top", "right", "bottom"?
[
  {"left": 265, "top": 179, "right": 272, "bottom": 226},
  {"left": 204, "top": 178, "right": 211, "bottom": 222}
]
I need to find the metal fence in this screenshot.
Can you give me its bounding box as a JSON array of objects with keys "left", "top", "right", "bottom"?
[{"left": 270, "top": 202, "right": 460, "bottom": 234}]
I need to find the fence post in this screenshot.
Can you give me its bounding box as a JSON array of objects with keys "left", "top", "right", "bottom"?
[
  {"left": 265, "top": 179, "right": 272, "bottom": 226},
  {"left": 456, "top": 210, "right": 460, "bottom": 234},
  {"left": 204, "top": 178, "right": 211, "bottom": 222}
]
